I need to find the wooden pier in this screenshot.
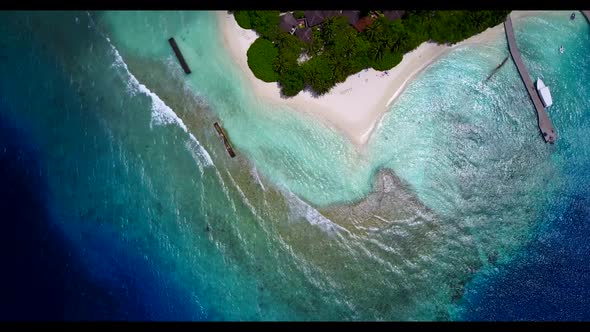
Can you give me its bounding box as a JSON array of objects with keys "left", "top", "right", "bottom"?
[
  {"left": 583, "top": 10, "right": 590, "bottom": 24},
  {"left": 168, "top": 37, "right": 191, "bottom": 74},
  {"left": 504, "top": 14, "right": 557, "bottom": 144},
  {"left": 214, "top": 122, "right": 236, "bottom": 158}
]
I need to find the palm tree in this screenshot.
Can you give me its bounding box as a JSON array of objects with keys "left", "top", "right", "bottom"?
[
  {"left": 393, "top": 32, "right": 408, "bottom": 52},
  {"left": 321, "top": 19, "right": 336, "bottom": 45},
  {"left": 273, "top": 56, "right": 286, "bottom": 75},
  {"left": 365, "top": 21, "right": 378, "bottom": 41}
]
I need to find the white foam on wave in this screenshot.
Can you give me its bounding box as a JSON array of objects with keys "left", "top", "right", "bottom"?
[
  {"left": 104, "top": 37, "right": 213, "bottom": 168},
  {"left": 188, "top": 133, "right": 213, "bottom": 166},
  {"left": 108, "top": 43, "right": 186, "bottom": 129},
  {"left": 225, "top": 169, "right": 265, "bottom": 227},
  {"left": 251, "top": 166, "right": 266, "bottom": 192},
  {"left": 283, "top": 190, "right": 351, "bottom": 236}
]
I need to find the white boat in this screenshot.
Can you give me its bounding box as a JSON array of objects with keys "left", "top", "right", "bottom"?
[
  {"left": 559, "top": 45, "right": 564, "bottom": 54},
  {"left": 536, "top": 78, "right": 553, "bottom": 108}
]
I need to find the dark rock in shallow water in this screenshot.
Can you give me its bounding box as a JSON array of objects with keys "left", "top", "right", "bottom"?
[{"left": 488, "top": 251, "right": 499, "bottom": 264}]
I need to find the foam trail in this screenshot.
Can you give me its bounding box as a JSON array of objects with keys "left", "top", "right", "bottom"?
[
  {"left": 104, "top": 36, "right": 213, "bottom": 168},
  {"left": 283, "top": 190, "right": 351, "bottom": 236},
  {"left": 185, "top": 140, "right": 205, "bottom": 175},
  {"left": 188, "top": 133, "right": 214, "bottom": 167},
  {"left": 225, "top": 169, "right": 265, "bottom": 225},
  {"left": 251, "top": 166, "right": 266, "bottom": 192},
  {"left": 107, "top": 40, "right": 184, "bottom": 129}
]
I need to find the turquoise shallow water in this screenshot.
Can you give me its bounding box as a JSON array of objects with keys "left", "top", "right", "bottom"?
[{"left": 0, "top": 11, "right": 589, "bottom": 320}]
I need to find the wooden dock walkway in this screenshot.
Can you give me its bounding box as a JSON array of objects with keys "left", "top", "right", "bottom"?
[
  {"left": 504, "top": 14, "right": 557, "bottom": 144},
  {"left": 583, "top": 10, "right": 590, "bottom": 23},
  {"left": 168, "top": 38, "right": 192, "bottom": 74}
]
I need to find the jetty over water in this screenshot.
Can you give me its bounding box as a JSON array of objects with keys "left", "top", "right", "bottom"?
[
  {"left": 583, "top": 10, "right": 590, "bottom": 23},
  {"left": 504, "top": 14, "right": 557, "bottom": 144}
]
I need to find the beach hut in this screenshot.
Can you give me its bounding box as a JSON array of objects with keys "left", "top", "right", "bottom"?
[
  {"left": 341, "top": 10, "right": 361, "bottom": 26},
  {"left": 280, "top": 13, "right": 298, "bottom": 34},
  {"left": 304, "top": 10, "right": 340, "bottom": 27},
  {"left": 383, "top": 10, "right": 405, "bottom": 21},
  {"left": 295, "top": 27, "right": 313, "bottom": 43}
]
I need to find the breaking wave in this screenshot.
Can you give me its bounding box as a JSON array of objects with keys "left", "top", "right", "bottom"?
[{"left": 105, "top": 37, "right": 213, "bottom": 168}]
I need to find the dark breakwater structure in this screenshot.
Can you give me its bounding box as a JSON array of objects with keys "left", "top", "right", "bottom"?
[
  {"left": 485, "top": 56, "right": 509, "bottom": 82},
  {"left": 214, "top": 122, "right": 236, "bottom": 158},
  {"left": 504, "top": 14, "right": 557, "bottom": 144},
  {"left": 168, "top": 37, "right": 191, "bottom": 74}
]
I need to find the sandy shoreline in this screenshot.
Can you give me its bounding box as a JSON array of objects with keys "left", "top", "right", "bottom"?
[{"left": 217, "top": 10, "right": 544, "bottom": 148}]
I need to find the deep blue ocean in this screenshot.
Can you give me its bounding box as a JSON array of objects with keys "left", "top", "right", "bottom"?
[
  {"left": 0, "top": 11, "right": 589, "bottom": 321},
  {"left": 0, "top": 12, "right": 208, "bottom": 321}
]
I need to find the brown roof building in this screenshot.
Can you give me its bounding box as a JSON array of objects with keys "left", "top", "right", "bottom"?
[
  {"left": 353, "top": 16, "right": 373, "bottom": 32},
  {"left": 283, "top": 9, "right": 401, "bottom": 42}
]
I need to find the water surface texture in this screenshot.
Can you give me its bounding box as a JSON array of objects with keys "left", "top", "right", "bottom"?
[{"left": 0, "top": 11, "right": 588, "bottom": 320}]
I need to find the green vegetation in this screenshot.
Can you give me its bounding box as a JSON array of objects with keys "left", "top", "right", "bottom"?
[
  {"left": 248, "top": 10, "right": 281, "bottom": 40},
  {"left": 247, "top": 38, "right": 279, "bottom": 82},
  {"left": 278, "top": 67, "right": 305, "bottom": 96},
  {"left": 235, "top": 10, "right": 510, "bottom": 97},
  {"left": 234, "top": 11, "right": 251, "bottom": 29},
  {"left": 427, "top": 11, "right": 510, "bottom": 44},
  {"left": 273, "top": 33, "right": 305, "bottom": 95}
]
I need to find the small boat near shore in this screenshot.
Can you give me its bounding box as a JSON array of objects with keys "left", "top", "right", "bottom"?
[{"left": 536, "top": 78, "right": 553, "bottom": 108}]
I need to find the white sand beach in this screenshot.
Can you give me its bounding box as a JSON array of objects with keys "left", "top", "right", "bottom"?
[{"left": 217, "top": 11, "right": 535, "bottom": 148}]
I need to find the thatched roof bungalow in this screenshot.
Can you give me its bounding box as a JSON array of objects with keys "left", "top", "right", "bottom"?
[
  {"left": 383, "top": 10, "right": 405, "bottom": 21},
  {"left": 295, "top": 27, "right": 313, "bottom": 43},
  {"left": 279, "top": 12, "right": 298, "bottom": 33},
  {"left": 341, "top": 10, "right": 361, "bottom": 26},
  {"left": 304, "top": 10, "right": 340, "bottom": 27}
]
